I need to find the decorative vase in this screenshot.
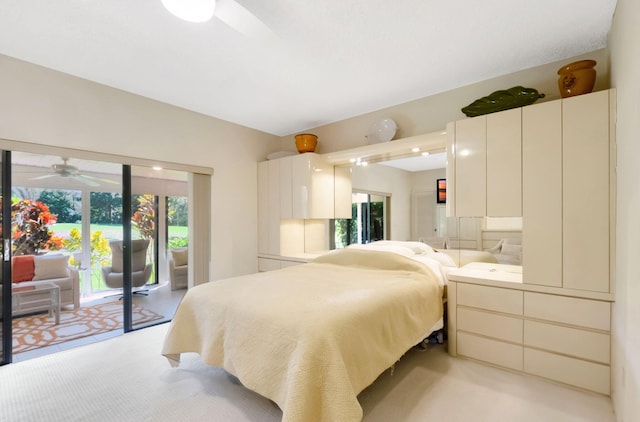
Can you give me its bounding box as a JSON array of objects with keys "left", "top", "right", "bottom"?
[
  {"left": 557, "top": 60, "right": 597, "bottom": 98},
  {"left": 294, "top": 134, "right": 318, "bottom": 153}
]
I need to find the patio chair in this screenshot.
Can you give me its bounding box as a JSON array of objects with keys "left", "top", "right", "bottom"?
[{"left": 102, "top": 239, "right": 152, "bottom": 295}]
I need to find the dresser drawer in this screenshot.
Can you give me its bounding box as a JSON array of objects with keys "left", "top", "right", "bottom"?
[
  {"left": 457, "top": 283, "right": 523, "bottom": 315},
  {"left": 524, "top": 348, "right": 610, "bottom": 395},
  {"left": 524, "top": 320, "right": 610, "bottom": 364},
  {"left": 458, "top": 331, "right": 523, "bottom": 371},
  {"left": 458, "top": 307, "right": 523, "bottom": 343},
  {"left": 524, "top": 292, "right": 610, "bottom": 331}
]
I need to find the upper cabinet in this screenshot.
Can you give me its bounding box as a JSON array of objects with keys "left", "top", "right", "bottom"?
[
  {"left": 449, "top": 89, "right": 614, "bottom": 294},
  {"left": 523, "top": 90, "right": 613, "bottom": 293},
  {"left": 448, "top": 108, "right": 522, "bottom": 217},
  {"left": 290, "top": 153, "right": 335, "bottom": 219}
]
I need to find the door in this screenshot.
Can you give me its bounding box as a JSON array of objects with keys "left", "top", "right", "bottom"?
[{"left": 1, "top": 151, "right": 11, "bottom": 364}]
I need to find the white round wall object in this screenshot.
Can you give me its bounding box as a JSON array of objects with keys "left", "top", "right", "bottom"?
[{"left": 367, "top": 118, "right": 397, "bottom": 144}]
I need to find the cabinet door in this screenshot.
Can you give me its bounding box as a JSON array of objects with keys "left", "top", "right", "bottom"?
[
  {"left": 279, "top": 156, "right": 293, "bottom": 219},
  {"left": 522, "top": 100, "right": 563, "bottom": 287},
  {"left": 563, "top": 90, "right": 610, "bottom": 292},
  {"left": 446, "top": 121, "right": 456, "bottom": 217},
  {"left": 267, "top": 160, "right": 281, "bottom": 255},
  {"left": 292, "top": 154, "right": 335, "bottom": 219},
  {"left": 257, "top": 161, "right": 270, "bottom": 255},
  {"left": 455, "top": 117, "right": 486, "bottom": 217},
  {"left": 486, "top": 108, "right": 522, "bottom": 217}
]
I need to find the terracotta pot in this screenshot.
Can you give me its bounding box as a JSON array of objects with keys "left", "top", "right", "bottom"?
[
  {"left": 295, "top": 134, "right": 318, "bottom": 153},
  {"left": 557, "top": 60, "right": 597, "bottom": 98}
]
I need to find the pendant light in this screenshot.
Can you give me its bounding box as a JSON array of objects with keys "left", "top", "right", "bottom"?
[{"left": 161, "top": 0, "right": 216, "bottom": 23}]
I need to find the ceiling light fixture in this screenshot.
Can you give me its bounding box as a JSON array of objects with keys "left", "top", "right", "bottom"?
[{"left": 161, "top": 0, "right": 216, "bottom": 23}]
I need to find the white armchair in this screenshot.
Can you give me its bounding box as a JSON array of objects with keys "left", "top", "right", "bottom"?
[{"left": 169, "top": 248, "right": 188, "bottom": 290}]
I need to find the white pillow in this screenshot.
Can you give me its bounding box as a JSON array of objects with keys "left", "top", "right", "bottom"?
[
  {"left": 33, "top": 255, "right": 70, "bottom": 280},
  {"left": 347, "top": 243, "right": 414, "bottom": 258},
  {"left": 369, "top": 240, "right": 434, "bottom": 255},
  {"left": 501, "top": 244, "right": 522, "bottom": 257}
]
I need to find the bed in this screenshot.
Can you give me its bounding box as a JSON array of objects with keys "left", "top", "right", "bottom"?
[{"left": 162, "top": 245, "right": 446, "bottom": 422}]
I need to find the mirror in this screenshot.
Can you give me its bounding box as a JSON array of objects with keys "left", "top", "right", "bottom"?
[{"left": 330, "top": 132, "right": 522, "bottom": 269}]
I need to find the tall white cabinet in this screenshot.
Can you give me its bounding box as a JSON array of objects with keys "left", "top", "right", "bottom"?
[
  {"left": 447, "top": 89, "right": 616, "bottom": 396},
  {"left": 257, "top": 153, "right": 352, "bottom": 268},
  {"left": 523, "top": 89, "right": 613, "bottom": 293}
]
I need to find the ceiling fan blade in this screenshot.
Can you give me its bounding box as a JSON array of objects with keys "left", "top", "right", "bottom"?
[
  {"left": 79, "top": 174, "right": 120, "bottom": 185},
  {"left": 214, "top": 0, "right": 275, "bottom": 39},
  {"left": 31, "top": 174, "right": 57, "bottom": 180},
  {"left": 72, "top": 175, "right": 99, "bottom": 187}
]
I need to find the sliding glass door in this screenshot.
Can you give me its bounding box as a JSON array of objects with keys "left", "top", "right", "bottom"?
[
  {"left": 1, "top": 151, "right": 10, "bottom": 365},
  {"left": 0, "top": 145, "right": 198, "bottom": 362}
]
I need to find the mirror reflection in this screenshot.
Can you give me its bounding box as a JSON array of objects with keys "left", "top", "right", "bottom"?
[{"left": 334, "top": 149, "right": 523, "bottom": 270}]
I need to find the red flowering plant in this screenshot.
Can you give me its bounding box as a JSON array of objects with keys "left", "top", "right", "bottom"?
[
  {"left": 131, "top": 194, "right": 155, "bottom": 240},
  {"left": 11, "top": 198, "right": 63, "bottom": 256}
]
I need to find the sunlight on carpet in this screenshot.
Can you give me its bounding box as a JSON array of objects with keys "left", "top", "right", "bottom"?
[{"left": 12, "top": 302, "right": 163, "bottom": 353}]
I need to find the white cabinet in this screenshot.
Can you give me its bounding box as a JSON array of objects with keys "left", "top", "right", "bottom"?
[
  {"left": 257, "top": 161, "right": 280, "bottom": 256},
  {"left": 291, "top": 153, "right": 335, "bottom": 219},
  {"left": 449, "top": 108, "right": 522, "bottom": 217},
  {"left": 453, "top": 115, "right": 486, "bottom": 217},
  {"left": 562, "top": 91, "right": 611, "bottom": 292},
  {"left": 522, "top": 100, "right": 563, "bottom": 287},
  {"left": 523, "top": 90, "right": 613, "bottom": 293},
  {"left": 258, "top": 153, "right": 352, "bottom": 258},
  {"left": 448, "top": 275, "right": 612, "bottom": 395},
  {"left": 486, "top": 108, "right": 522, "bottom": 217}
]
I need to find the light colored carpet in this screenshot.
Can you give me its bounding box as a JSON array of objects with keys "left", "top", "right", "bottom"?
[
  {"left": 12, "top": 302, "right": 163, "bottom": 353},
  {"left": 0, "top": 324, "right": 615, "bottom": 422}
]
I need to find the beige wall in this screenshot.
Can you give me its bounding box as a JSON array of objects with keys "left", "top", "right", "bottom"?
[
  {"left": 280, "top": 49, "right": 610, "bottom": 154},
  {"left": 0, "top": 54, "right": 280, "bottom": 280},
  {"left": 609, "top": 0, "right": 640, "bottom": 420}
]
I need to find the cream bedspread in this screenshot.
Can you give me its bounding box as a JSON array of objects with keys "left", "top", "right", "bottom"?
[{"left": 162, "top": 249, "right": 443, "bottom": 422}]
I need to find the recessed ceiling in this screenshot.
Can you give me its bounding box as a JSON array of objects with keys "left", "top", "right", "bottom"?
[{"left": 0, "top": 0, "right": 617, "bottom": 136}]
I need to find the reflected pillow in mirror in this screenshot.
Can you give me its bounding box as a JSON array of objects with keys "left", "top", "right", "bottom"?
[{"left": 501, "top": 244, "right": 522, "bottom": 257}]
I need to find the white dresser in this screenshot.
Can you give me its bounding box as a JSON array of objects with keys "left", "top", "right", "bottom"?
[{"left": 447, "top": 263, "right": 612, "bottom": 395}]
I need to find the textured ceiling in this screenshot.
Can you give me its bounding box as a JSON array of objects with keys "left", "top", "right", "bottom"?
[{"left": 0, "top": 0, "right": 617, "bottom": 136}]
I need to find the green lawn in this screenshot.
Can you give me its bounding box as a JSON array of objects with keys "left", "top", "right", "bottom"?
[{"left": 52, "top": 223, "right": 188, "bottom": 241}]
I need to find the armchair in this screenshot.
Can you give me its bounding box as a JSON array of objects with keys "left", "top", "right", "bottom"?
[
  {"left": 102, "top": 239, "right": 152, "bottom": 295},
  {"left": 168, "top": 247, "right": 188, "bottom": 290}
]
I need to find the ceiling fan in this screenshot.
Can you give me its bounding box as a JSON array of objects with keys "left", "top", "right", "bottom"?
[
  {"left": 31, "top": 158, "right": 119, "bottom": 187},
  {"left": 161, "top": 0, "right": 273, "bottom": 38}
]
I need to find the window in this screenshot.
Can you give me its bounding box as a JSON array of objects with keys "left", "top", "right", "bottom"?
[{"left": 334, "top": 192, "right": 389, "bottom": 248}]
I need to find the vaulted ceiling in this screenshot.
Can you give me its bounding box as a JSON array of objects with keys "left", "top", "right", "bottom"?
[{"left": 0, "top": 0, "right": 617, "bottom": 136}]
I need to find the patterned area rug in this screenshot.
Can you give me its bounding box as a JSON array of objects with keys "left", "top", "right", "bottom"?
[{"left": 12, "top": 302, "right": 164, "bottom": 354}]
